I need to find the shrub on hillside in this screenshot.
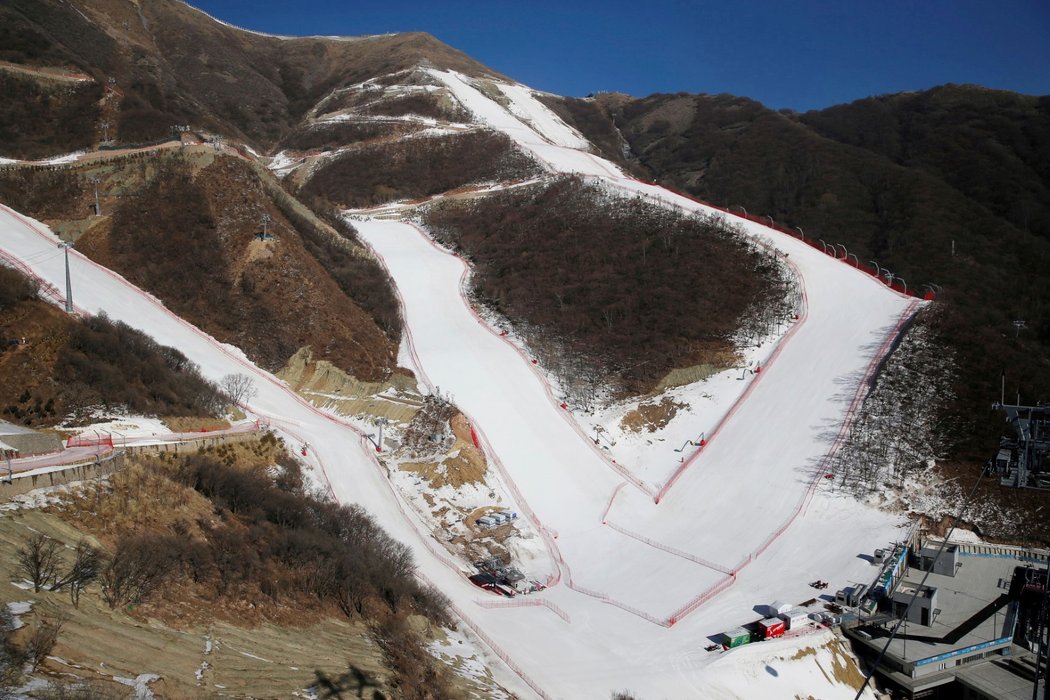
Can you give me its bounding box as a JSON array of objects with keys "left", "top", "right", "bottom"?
[
  {"left": 359, "top": 92, "right": 470, "bottom": 122},
  {"left": 423, "top": 177, "right": 793, "bottom": 400},
  {"left": 171, "top": 452, "right": 450, "bottom": 625},
  {"left": 107, "top": 161, "right": 234, "bottom": 322},
  {"left": 0, "top": 73, "right": 102, "bottom": 160},
  {"left": 54, "top": 313, "right": 225, "bottom": 418},
  {"left": 0, "top": 166, "right": 86, "bottom": 220},
  {"left": 301, "top": 129, "right": 540, "bottom": 207},
  {"left": 100, "top": 533, "right": 178, "bottom": 608},
  {"left": 0, "top": 265, "right": 38, "bottom": 311},
  {"left": 285, "top": 206, "right": 401, "bottom": 341},
  {"left": 276, "top": 120, "right": 413, "bottom": 152}
]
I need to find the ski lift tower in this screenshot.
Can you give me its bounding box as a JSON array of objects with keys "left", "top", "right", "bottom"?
[{"left": 991, "top": 402, "right": 1050, "bottom": 488}]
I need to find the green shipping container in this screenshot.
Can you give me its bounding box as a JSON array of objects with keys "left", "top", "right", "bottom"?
[{"left": 723, "top": 627, "right": 750, "bottom": 648}]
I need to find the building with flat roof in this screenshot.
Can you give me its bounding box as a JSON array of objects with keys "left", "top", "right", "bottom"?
[{"left": 846, "top": 538, "right": 1047, "bottom": 699}]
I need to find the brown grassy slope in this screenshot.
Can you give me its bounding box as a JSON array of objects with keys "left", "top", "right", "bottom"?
[
  {"left": 2, "top": 0, "right": 504, "bottom": 152},
  {"left": 72, "top": 152, "right": 396, "bottom": 377},
  {"left": 423, "top": 177, "right": 788, "bottom": 397},
  {"left": 554, "top": 90, "right": 1050, "bottom": 459},
  {"left": 37, "top": 443, "right": 464, "bottom": 698}
]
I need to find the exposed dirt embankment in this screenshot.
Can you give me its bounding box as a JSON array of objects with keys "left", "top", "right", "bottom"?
[
  {"left": 279, "top": 346, "right": 421, "bottom": 422},
  {"left": 401, "top": 413, "right": 487, "bottom": 489}
]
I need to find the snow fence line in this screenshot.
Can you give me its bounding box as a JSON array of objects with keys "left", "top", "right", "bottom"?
[
  {"left": 65, "top": 434, "right": 115, "bottom": 449},
  {"left": 604, "top": 520, "right": 734, "bottom": 575},
  {"left": 5, "top": 447, "right": 125, "bottom": 482},
  {"left": 652, "top": 251, "right": 808, "bottom": 504},
  {"left": 447, "top": 599, "right": 553, "bottom": 700},
  {"left": 555, "top": 550, "right": 671, "bottom": 628},
  {"left": 751, "top": 298, "right": 922, "bottom": 564},
  {"left": 475, "top": 597, "right": 572, "bottom": 624},
  {"left": 599, "top": 482, "right": 626, "bottom": 524}
]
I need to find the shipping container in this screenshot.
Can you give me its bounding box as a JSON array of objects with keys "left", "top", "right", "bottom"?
[
  {"left": 778, "top": 607, "right": 810, "bottom": 630},
  {"left": 723, "top": 627, "right": 750, "bottom": 648},
  {"left": 758, "top": 617, "right": 785, "bottom": 639}
]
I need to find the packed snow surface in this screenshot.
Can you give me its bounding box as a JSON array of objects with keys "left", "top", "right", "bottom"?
[{"left": 0, "top": 68, "right": 924, "bottom": 698}]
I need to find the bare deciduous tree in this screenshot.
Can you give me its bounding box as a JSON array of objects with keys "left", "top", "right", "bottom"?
[
  {"left": 100, "top": 536, "right": 174, "bottom": 609},
  {"left": 51, "top": 540, "right": 104, "bottom": 609},
  {"left": 27, "top": 615, "right": 65, "bottom": 671},
  {"left": 17, "top": 534, "right": 61, "bottom": 593},
  {"left": 220, "top": 373, "right": 258, "bottom": 407}
]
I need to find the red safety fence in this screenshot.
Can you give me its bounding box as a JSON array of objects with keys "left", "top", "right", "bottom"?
[
  {"left": 668, "top": 573, "right": 737, "bottom": 625},
  {"left": 446, "top": 599, "right": 554, "bottom": 699},
  {"left": 475, "top": 597, "right": 572, "bottom": 624},
  {"left": 600, "top": 482, "right": 626, "bottom": 524},
  {"left": 65, "top": 433, "right": 114, "bottom": 448},
  {"left": 605, "top": 520, "right": 733, "bottom": 575}
]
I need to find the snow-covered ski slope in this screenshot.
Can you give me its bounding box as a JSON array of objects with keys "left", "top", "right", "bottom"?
[
  {"left": 353, "top": 71, "right": 920, "bottom": 696},
  {"left": 0, "top": 69, "right": 917, "bottom": 698}
]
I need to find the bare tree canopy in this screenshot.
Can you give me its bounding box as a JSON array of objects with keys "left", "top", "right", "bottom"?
[{"left": 220, "top": 373, "right": 258, "bottom": 407}]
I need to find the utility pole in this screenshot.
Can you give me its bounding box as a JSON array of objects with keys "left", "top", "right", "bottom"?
[
  {"left": 89, "top": 176, "right": 101, "bottom": 216},
  {"left": 58, "top": 242, "right": 73, "bottom": 313},
  {"left": 261, "top": 212, "right": 271, "bottom": 238},
  {"left": 100, "top": 120, "right": 111, "bottom": 143},
  {"left": 1015, "top": 320, "right": 1027, "bottom": 338},
  {"left": 376, "top": 417, "right": 389, "bottom": 453}
]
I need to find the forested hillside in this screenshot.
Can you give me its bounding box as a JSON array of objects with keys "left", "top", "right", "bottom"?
[{"left": 547, "top": 86, "right": 1050, "bottom": 460}]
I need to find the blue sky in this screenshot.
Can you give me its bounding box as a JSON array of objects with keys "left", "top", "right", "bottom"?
[{"left": 190, "top": 0, "right": 1050, "bottom": 111}]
